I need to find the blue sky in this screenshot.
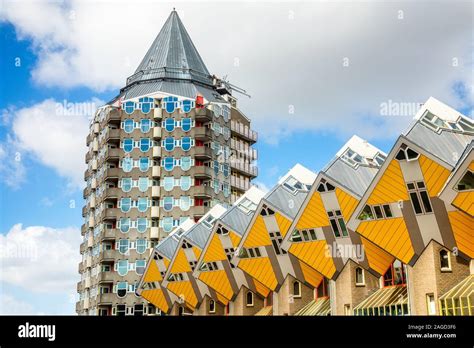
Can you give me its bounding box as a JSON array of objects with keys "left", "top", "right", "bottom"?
[{"left": 0, "top": 1, "right": 471, "bottom": 314}]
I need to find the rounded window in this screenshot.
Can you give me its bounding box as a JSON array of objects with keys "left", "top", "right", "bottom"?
[
  {"left": 162, "top": 217, "right": 173, "bottom": 233},
  {"left": 163, "top": 197, "right": 174, "bottom": 211},
  {"left": 163, "top": 157, "right": 174, "bottom": 171},
  {"left": 163, "top": 177, "right": 174, "bottom": 191},
  {"left": 181, "top": 157, "right": 191, "bottom": 171},
  {"left": 137, "top": 218, "right": 147, "bottom": 233},
  {"left": 140, "top": 138, "right": 151, "bottom": 152},
  {"left": 138, "top": 177, "right": 149, "bottom": 192},
  {"left": 136, "top": 260, "right": 146, "bottom": 275},
  {"left": 140, "top": 119, "right": 151, "bottom": 133},
  {"left": 121, "top": 178, "right": 132, "bottom": 192},
  {"left": 164, "top": 137, "right": 174, "bottom": 151},
  {"left": 180, "top": 196, "right": 191, "bottom": 211},
  {"left": 181, "top": 118, "right": 192, "bottom": 132},
  {"left": 123, "top": 119, "right": 134, "bottom": 133},
  {"left": 164, "top": 118, "right": 175, "bottom": 132},
  {"left": 123, "top": 101, "right": 135, "bottom": 115},
  {"left": 117, "top": 282, "right": 128, "bottom": 297},
  {"left": 117, "top": 260, "right": 128, "bottom": 276},
  {"left": 136, "top": 239, "right": 147, "bottom": 254},
  {"left": 180, "top": 176, "right": 191, "bottom": 191},
  {"left": 122, "top": 157, "right": 133, "bottom": 173},
  {"left": 181, "top": 137, "right": 192, "bottom": 151},
  {"left": 138, "top": 198, "right": 148, "bottom": 213},
  {"left": 120, "top": 198, "right": 131, "bottom": 213},
  {"left": 139, "top": 157, "right": 149, "bottom": 172},
  {"left": 118, "top": 239, "right": 129, "bottom": 255},
  {"left": 123, "top": 138, "right": 133, "bottom": 153},
  {"left": 119, "top": 218, "right": 130, "bottom": 233}
]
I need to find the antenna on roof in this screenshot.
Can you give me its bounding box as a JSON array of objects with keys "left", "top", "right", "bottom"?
[{"left": 214, "top": 75, "right": 251, "bottom": 98}]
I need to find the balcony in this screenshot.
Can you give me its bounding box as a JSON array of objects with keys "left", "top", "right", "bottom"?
[
  {"left": 90, "top": 195, "right": 96, "bottom": 208},
  {"left": 88, "top": 215, "right": 95, "bottom": 228},
  {"left": 87, "top": 235, "right": 94, "bottom": 248},
  {"left": 230, "top": 160, "right": 258, "bottom": 178},
  {"left": 230, "top": 139, "right": 258, "bottom": 160},
  {"left": 152, "top": 146, "right": 162, "bottom": 158},
  {"left": 153, "top": 108, "right": 162, "bottom": 120},
  {"left": 98, "top": 250, "right": 116, "bottom": 262},
  {"left": 91, "top": 159, "right": 98, "bottom": 171},
  {"left": 193, "top": 127, "right": 211, "bottom": 140},
  {"left": 91, "top": 178, "right": 97, "bottom": 189},
  {"left": 230, "top": 120, "right": 258, "bottom": 143},
  {"left": 105, "top": 148, "right": 120, "bottom": 161},
  {"left": 150, "top": 227, "right": 159, "bottom": 239},
  {"left": 86, "top": 133, "right": 94, "bottom": 146},
  {"left": 194, "top": 107, "right": 213, "bottom": 121},
  {"left": 80, "top": 241, "right": 86, "bottom": 253},
  {"left": 103, "top": 187, "right": 119, "bottom": 200},
  {"left": 104, "top": 108, "right": 120, "bottom": 125},
  {"left": 98, "top": 271, "right": 116, "bottom": 283},
  {"left": 105, "top": 128, "right": 120, "bottom": 142},
  {"left": 83, "top": 186, "right": 91, "bottom": 199},
  {"left": 152, "top": 186, "right": 161, "bottom": 197},
  {"left": 92, "top": 139, "right": 99, "bottom": 152},
  {"left": 84, "top": 168, "right": 90, "bottom": 180},
  {"left": 77, "top": 281, "right": 84, "bottom": 293},
  {"left": 82, "top": 205, "right": 88, "bottom": 217},
  {"left": 151, "top": 206, "right": 160, "bottom": 218},
  {"left": 194, "top": 146, "right": 212, "bottom": 159},
  {"left": 231, "top": 175, "right": 250, "bottom": 191},
  {"left": 101, "top": 228, "right": 117, "bottom": 241},
  {"left": 81, "top": 224, "right": 87, "bottom": 235},
  {"left": 85, "top": 151, "right": 92, "bottom": 163},
  {"left": 93, "top": 122, "right": 100, "bottom": 134},
  {"left": 101, "top": 208, "right": 119, "bottom": 221},
  {"left": 153, "top": 127, "right": 162, "bottom": 139},
  {"left": 152, "top": 166, "right": 161, "bottom": 177},
  {"left": 78, "top": 262, "right": 84, "bottom": 273},
  {"left": 192, "top": 205, "right": 208, "bottom": 216},
  {"left": 191, "top": 185, "right": 214, "bottom": 198},
  {"left": 105, "top": 167, "right": 120, "bottom": 180},
  {"left": 75, "top": 302, "right": 82, "bottom": 312},
  {"left": 192, "top": 166, "right": 212, "bottom": 178},
  {"left": 97, "top": 293, "right": 115, "bottom": 304}
]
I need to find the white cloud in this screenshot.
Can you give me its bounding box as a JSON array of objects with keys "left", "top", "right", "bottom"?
[
  {"left": 2, "top": 98, "right": 102, "bottom": 189},
  {"left": 0, "top": 223, "right": 81, "bottom": 294},
  {"left": 0, "top": 139, "right": 26, "bottom": 189},
  {"left": 1, "top": 1, "right": 472, "bottom": 142},
  {"left": 0, "top": 293, "right": 34, "bottom": 315}
]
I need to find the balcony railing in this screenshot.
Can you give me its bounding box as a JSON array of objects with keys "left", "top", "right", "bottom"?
[
  {"left": 230, "top": 139, "right": 258, "bottom": 160},
  {"left": 230, "top": 120, "right": 257, "bottom": 142},
  {"left": 230, "top": 160, "right": 258, "bottom": 177},
  {"left": 230, "top": 175, "right": 250, "bottom": 191}
]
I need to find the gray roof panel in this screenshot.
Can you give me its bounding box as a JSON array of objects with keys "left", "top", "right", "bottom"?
[
  {"left": 184, "top": 223, "right": 213, "bottom": 249},
  {"left": 265, "top": 185, "right": 308, "bottom": 219},
  {"left": 405, "top": 123, "right": 473, "bottom": 167},
  {"left": 156, "top": 236, "right": 179, "bottom": 260},
  {"left": 220, "top": 205, "right": 256, "bottom": 236}
]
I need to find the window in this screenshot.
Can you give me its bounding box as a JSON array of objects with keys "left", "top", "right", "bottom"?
[
  {"left": 137, "top": 218, "right": 147, "bottom": 233},
  {"left": 118, "top": 239, "right": 129, "bottom": 255},
  {"left": 237, "top": 198, "right": 257, "bottom": 214},
  {"left": 181, "top": 137, "right": 192, "bottom": 151},
  {"left": 138, "top": 198, "right": 148, "bottom": 212},
  {"left": 181, "top": 157, "right": 192, "bottom": 171},
  {"left": 162, "top": 217, "right": 173, "bottom": 233},
  {"left": 426, "top": 294, "right": 436, "bottom": 315},
  {"left": 246, "top": 292, "right": 254, "bottom": 307},
  {"left": 283, "top": 176, "right": 304, "bottom": 193},
  {"left": 224, "top": 248, "right": 235, "bottom": 268},
  {"left": 223, "top": 163, "right": 230, "bottom": 177},
  {"left": 164, "top": 118, "right": 175, "bottom": 132},
  {"left": 120, "top": 198, "right": 131, "bottom": 213},
  {"left": 116, "top": 282, "right": 127, "bottom": 298},
  {"left": 121, "top": 178, "right": 132, "bottom": 192},
  {"left": 163, "top": 157, "right": 174, "bottom": 171},
  {"left": 223, "top": 182, "right": 230, "bottom": 197},
  {"left": 120, "top": 218, "right": 130, "bottom": 233},
  {"left": 162, "top": 96, "right": 178, "bottom": 114},
  {"left": 123, "top": 119, "right": 134, "bottom": 133},
  {"left": 355, "top": 267, "right": 365, "bottom": 286},
  {"left": 138, "top": 177, "right": 149, "bottom": 192},
  {"left": 116, "top": 304, "right": 126, "bottom": 316},
  {"left": 138, "top": 97, "right": 154, "bottom": 114},
  {"left": 163, "top": 176, "right": 174, "bottom": 191},
  {"left": 181, "top": 118, "right": 192, "bottom": 132},
  {"left": 134, "top": 304, "right": 144, "bottom": 316},
  {"left": 342, "top": 148, "right": 366, "bottom": 167},
  {"left": 456, "top": 170, "right": 473, "bottom": 191},
  {"left": 269, "top": 231, "right": 286, "bottom": 255},
  {"left": 123, "top": 101, "right": 135, "bottom": 115},
  {"left": 317, "top": 179, "right": 335, "bottom": 192},
  {"left": 123, "top": 138, "right": 133, "bottom": 153},
  {"left": 180, "top": 176, "right": 191, "bottom": 191},
  {"left": 238, "top": 247, "right": 261, "bottom": 259},
  {"left": 383, "top": 260, "right": 406, "bottom": 287},
  {"left": 163, "top": 197, "right": 174, "bottom": 211},
  {"left": 163, "top": 137, "right": 174, "bottom": 151},
  {"left": 209, "top": 299, "right": 216, "bottom": 314},
  {"left": 180, "top": 196, "right": 191, "bottom": 211},
  {"left": 328, "top": 210, "right": 348, "bottom": 237},
  {"left": 140, "top": 119, "right": 151, "bottom": 133},
  {"left": 213, "top": 160, "right": 219, "bottom": 175},
  {"left": 122, "top": 157, "right": 133, "bottom": 172},
  {"left": 181, "top": 99, "right": 194, "bottom": 113},
  {"left": 117, "top": 260, "right": 128, "bottom": 276},
  {"left": 407, "top": 181, "right": 432, "bottom": 215},
  {"left": 290, "top": 228, "right": 318, "bottom": 242},
  {"left": 140, "top": 138, "right": 151, "bottom": 152},
  {"left": 395, "top": 146, "right": 419, "bottom": 161},
  {"left": 358, "top": 204, "right": 392, "bottom": 220},
  {"left": 139, "top": 157, "right": 149, "bottom": 172},
  {"left": 136, "top": 260, "right": 146, "bottom": 275},
  {"left": 293, "top": 281, "right": 301, "bottom": 298},
  {"left": 439, "top": 250, "right": 451, "bottom": 271},
  {"left": 136, "top": 239, "right": 147, "bottom": 254},
  {"left": 178, "top": 306, "right": 184, "bottom": 316}
]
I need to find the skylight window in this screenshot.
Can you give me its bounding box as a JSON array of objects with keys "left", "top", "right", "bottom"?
[
  {"left": 341, "top": 148, "right": 366, "bottom": 167},
  {"left": 237, "top": 198, "right": 257, "bottom": 214},
  {"left": 283, "top": 176, "right": 305, "bottom": 193},
  {"left": 202, "top": 214, "right": 216, "bottom": 229},
  {"left": 421, "top": 111, "right": 474, "bottom": 133},
  {"left": 456, "top": 170, "right": 473, "bottom": 191}
]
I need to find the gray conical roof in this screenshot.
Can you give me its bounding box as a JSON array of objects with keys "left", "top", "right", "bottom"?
[{"left": 125, "top": 10, "right": 213, "bottom": 88}]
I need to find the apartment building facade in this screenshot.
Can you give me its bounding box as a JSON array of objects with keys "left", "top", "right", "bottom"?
[{"left": 77, "top": 10, "right": 258, "bottom": 315}]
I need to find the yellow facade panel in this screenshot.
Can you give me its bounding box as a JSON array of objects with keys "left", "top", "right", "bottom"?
[
  {"left": 448, "top": 211, "right": 474, "bottom": 258},
  {"left": 229, "top": 230, "right": 242, "bottom": 248},
  {"left": 453, "top": 192, "right": 474, "bottom": 216},
  {"left": 361, "top": 237, "right": 394, "bottom": 275},
  {"left": 335, "top": 188, "right": 359, "bottom": 221},
  {"left": 170, "top": 249, "right": 191, "bottom": 274},
  {"left": 203, "top": 234, "right": 227, "bottom": 263},
  {"left": 167, "top": 281, "right": 198, "bottom": 309},
  {"left": 243, "top": 215, "right": 271, "bottom": 248},
  {"left": 275, "top": 212, "right": 292, "bottom": 237},
  {"left": 299, "top": 261, "right": 323, "bottom": 288},
  {"left": 419, "top": 155, "right": 451, "bottom": 196},
  {"left": 296, "top": 192, "right": 329, "bottom": 230},
  {"left": 289, "top": 241, "right": 336, "bottom": 279},
  {"left": 198, "top": 270, "right": 233, "bottom": 301},
  {"left": 367, "top": 160, "right": 408, "bottom": 205},
  {"left": 238, "top": 257, "right": 278, "bottom": 290},
  {"left": 141, "top": 289, "right": 169, "bottom": 313},
  {"left": 143, "top": 260, "right": 162, "bottom": 282},
  {"left": 253, "top": 279, "right": 271, "bottom": 298},
  {"left": 357, "top": 218, "right": 414, "bottom": 264}
]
